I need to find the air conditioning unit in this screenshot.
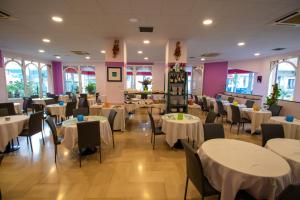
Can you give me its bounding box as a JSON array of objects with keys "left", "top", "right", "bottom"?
[{"left": 273, "top": 9, "right": 300, "bottom": 27}]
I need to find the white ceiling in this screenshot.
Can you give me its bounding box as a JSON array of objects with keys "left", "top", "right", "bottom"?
[{"left": 0, "top": 0, "right": 300, "bottom": 63}]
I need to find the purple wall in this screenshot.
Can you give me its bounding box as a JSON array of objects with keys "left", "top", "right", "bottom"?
[
  {"left": 203, "top": 61, "right": 228, "bottom": 97},
  {"left": 0, "top": 50, "right": 4, "bottom": 68},
  {"left": 52, "top": 61, "right": 63, "bottom": 95}
]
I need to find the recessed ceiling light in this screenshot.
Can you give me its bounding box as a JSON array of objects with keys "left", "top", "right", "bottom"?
[
  {"left": 129, "top": 18, "right": 138, "bottom": 23},
  {"left": 201, "top": 58, "right": 206, "bottom": 61},
  {"left": 52, "top": 16, "right": 63, "bottom": 23},
  {"left": 144, "top": 57, "right": 149, "bottom": 60},
  {"left": 55, "top": 55, "right": 61, "bottom": 59},
  {"left": 42, "top": 38, "right": 51, "bottom": 43},
  {"left": 100, "top": 50, "right": 106, "bottom": 54},
  {"left": 237, "top": 42, "right": 245, "bottom": 46},
  {"left": 85, "top": 56, "right": 90, "bottom": 60},
  {"left": 202, "top": 19, "right": 213, "bottom": 25},
  {"left": 38, "top": 49, "right": 45, "bottom": 53},
  {"left": 254, "top": 52, "right": 260, "bottom": 56},
  {"left": 143, "top": 40, "right": 150, "bottom": 44},
  {"left": 137, "top": 50, "right": 143, "bottom": 54}
]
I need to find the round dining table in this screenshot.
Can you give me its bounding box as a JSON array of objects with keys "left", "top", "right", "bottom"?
[
  {"left": 46, "top": 104, "right": 66, "bottom": 120},
  {"left": 161, "top": 113, "right": 203, "bottom": 147},
  {"left": 269, "top": 116, "right": 300, "bottom": 139},
  {"left": 266, "top": 138, "right": 300, "bottom": 184},
  {"left": 242, "top": 108, "right": 272, "bottom": 134},
  {"left": 198, "top": 139, "right": 291, "bottom": 200},
  {"left": 0, "top": 115, "right": 29, "bottom": 152},
  {"left": 61, "top": 116, "right": 112, "bottom": 150},
  {"left": 32, "top": 97, "right": 53, "bottom": 105}
]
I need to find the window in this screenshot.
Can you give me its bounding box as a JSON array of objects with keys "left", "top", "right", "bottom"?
[
  {"left": 41, "top": 64, "right": 49, "bottom": 96},
  {"left": 268, "top": 57, "right": 298, "bottom": 100},
  {"left": 64, "top": 67, "right": 79, "bottom": 93},
  {"left": 126, "top": 66, "right": 152, "bottom": 91},
  {"left": 81, "top": 66, "right": 96, "bottom": 93},
  {"left": 226, "top": 70, "right": 254, "bottom": 94},
  {"left": 4, "top": 60, "right": 25, "bottom": 98},
  {"left": 25, "top": 62, "right": 40, "bottom": 96}
]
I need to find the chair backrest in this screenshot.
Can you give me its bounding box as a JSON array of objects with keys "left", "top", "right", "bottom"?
[
  {"left": 53, "top": 95, "right": 59, "bottom": 103},
  {"left": 71, "top": 94, "right": 77, "bottom": 103},
  {"left": 45, "top": 116, "right": 59, "bottom": 145},
  {"left": 268, "top": 104, "right": 282, "bottom": 116},
  {"left": 32, "top": 103, "right": 44, "bottom": 113},
  {"left": 77, "top": 121, "right": 100, "bottom": 149},
  {"left": 28, "top": 111, "right": 43, "bottom": 135},
  {"left": 245, "top": 100, "right": 255, "bottom": 108},
  {"left": 66, "top": 102, "right": 77, "bottom": 117},
  {"left": 45, "top": 99, "right": 56, "bottom": 105},
  {"left": 194, "top": 95, "right": 199, "bottom": 104},
  {"left": 108, "top": 109, "right": 117, "bottom": 131},
  {"left": 95, "top": 92, "right": 99, "bottom": 101},
  {"left": 227, "top": 96, "right": 234, "bottom": 103},
  {"left": 31, "top": 95, "right": 39, "bottom": 98},
  {"left": 0, "top": 108, "right": 9, "bottom": 117},
  {"left": 181, "top": 139, "right": 205, "bottom": 195},
  {"left": 230, "top": 105, "right": 241, "bottom": 123},
  {"left": 277, "top": 184, "right": 300, "bottom": 200},
  {"left": 80, "top": 93, "right": 88, "bottom": 99},
  {"left": 73, "top": 108, "right": 89, "bottom": 117},
  {"left": 78, "top": 97, "right": 89, "bottom": 108},
  {"left": 203, "top": 123, "right": 225, "bottom": 141},
  {"left": 66, "top": 92, "right": 72, "bottom": 98},
  {"left": 46, "top": 93, "right": 53, "bottom": 98},
  {"left": 148, "top": 112, "right": 156, "bottom": 133},
  {"left": 261, "top": 123, "right": 284, "bottom": 146},
  {"left": 23, "top": 97, "right": 30, "bottom": 112},
  {"left": 0, "top": 102, "right": 16, "bottom": 115},
  {"left": 215, "top": 94, "right": 221, "bottom": 100},
  {"left": 216, "top": 100, "right": 225, "bottom": 115},
  {"left": 205, "top": 111, "right": 217, "bottom": 124},
  {"left": 202, "top": 97, "right": 208, "bottom": 110}
]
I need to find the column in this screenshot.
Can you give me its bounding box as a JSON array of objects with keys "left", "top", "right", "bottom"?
[{"left": 52, "top": 61, "right": 64, "bottom": 95}]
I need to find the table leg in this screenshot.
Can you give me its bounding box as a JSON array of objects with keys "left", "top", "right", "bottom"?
[{"left": 3, "top": 140, "right": 20, "bottom": 153}]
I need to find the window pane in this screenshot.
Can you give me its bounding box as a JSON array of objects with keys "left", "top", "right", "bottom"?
[
  {"left": 226, "top": 73, "right": 254, "bottom": 94},
  {"left": 5, "top": 61, "right": 25, "bottom": 98},
  {"left": 41, "top": 65, "right": 49, "bottom": 96},
  {"left": 276, "top": 62, "right": 296, "bottom": 100},
  {"left": 25, "top": 63, "right": 40, "bottom": 96},
  {"left": 64, "top": 68, "right": 79, "bottom": 93},
  {"left": 81, "top": 74, "right": 96, "bottom": 93}
]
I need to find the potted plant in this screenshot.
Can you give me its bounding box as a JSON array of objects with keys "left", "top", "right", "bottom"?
[
  {"left": 85, "top": 83, "right": 96, "bottom": 94},
  {"left": 139, "top": 78, "right": 152, "bottom": 92},
  {"left": 266, "top": 84, "right": 281, "bottom": 106}
]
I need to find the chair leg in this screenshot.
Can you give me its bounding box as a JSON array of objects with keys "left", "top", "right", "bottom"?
[
  {"left": 150, "top": 132, "right": 153, "bottom": 143},
  {"left": 112, "top": 132, "right": 115, "bottom": 148},
  {"left": 54, "top": 145, "right": 57, "bottom": 163},
  {"left": 79, "top": 150, "right": 81, "bottom": 167},
  {"left": 184, "top": 177, "right": 188, "bottom": 200},
  {"left": 99, "top": 146, "right": 102, "bottom": 164},
  {"left": 153, "top": 134, "right": 155, "bottom": 150},
  {"left": 230, "top": 123, "right": 233, "bottom": 132},
  {"left": 29, "top": 137, "right": 33, "bottom": 152},
  {"left": 41, "top": 131, "right": 45, "bottom": 145},
  {"left": 237, "top": 123, "right": 240, "bottom": 134},
  {"left": 17, "top": 137, "right": 20, "bottom": 145}
]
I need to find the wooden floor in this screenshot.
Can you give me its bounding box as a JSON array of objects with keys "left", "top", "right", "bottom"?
[{"left": 0, "top": 109, "right": 261, "bottom": 200}]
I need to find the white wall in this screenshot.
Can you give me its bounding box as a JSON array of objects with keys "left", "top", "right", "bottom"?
[{"left": 152, "top": 62, "right": 165, "bottom": 91}]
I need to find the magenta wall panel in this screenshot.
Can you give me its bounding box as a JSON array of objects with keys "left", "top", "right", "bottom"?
[
  {"left": 52, "top": 61, "right": 63, "bottom": 95},
  {"left": 203, "top": 61, "right": 228, "bottom": 97},
  {"left": 0, "top": 50, "right": 3, "bottom": 68}
]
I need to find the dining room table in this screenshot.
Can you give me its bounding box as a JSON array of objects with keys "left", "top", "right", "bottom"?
[
  {"left": 0, "top": 115, "right": 29, "bottom": 152},
  {"left": 198, "top": 139, "right": 292, "bottom": 200},
  {"left": 187, "top": 103, "right": 201, "bottom": 117},
  {"left": 58, "top": 95, "right": 69, "bottom": 103},
  {"left": 32, "top": 97, "right": 53, "bottom": 105},
  {"left": 161, "top": 113, "right": 204, "bottom": 147},
  {"left": 269, "top": 116, "right": 300, "bottom": 139},
  {"left": 242, "top": 108, "right": 272, "bottom": 134},
  {"left": 224, "top": 102, "right": 247, "bottom": 122},
  {"left": 100, "top": 105, "right": 126, "bottom": 131},
  {"left": 13, "top": 102, "right": 22, "bottom": 114},
  {"left": 265, "top": 138, "right": 300, "bottom": 184},
  {"left": 46, "top": 103, "right": 66, "bottom": 120},
  {"left": 61, "top": 115, "right": 112, "bottom": 150}
]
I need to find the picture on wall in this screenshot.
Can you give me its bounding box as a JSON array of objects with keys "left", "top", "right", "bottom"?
[
  {"left": 257, "top": 75, "right": 262, "bottom": 83},
  {"left": 107, "top": 67, "right": 122, "bottom": 82}
]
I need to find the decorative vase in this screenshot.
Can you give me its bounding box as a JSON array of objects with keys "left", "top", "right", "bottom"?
[{"left": 143, "top": 85, "right": 148, "bottom": 92}]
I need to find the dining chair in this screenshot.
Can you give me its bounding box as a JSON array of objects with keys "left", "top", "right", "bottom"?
[
  {"left": 45, "top": 116, "right": 63, "bottom": 163},
  {"left": 45, "top": 99, "right": 56, "bottom": 105},
  {"left": 277, "top": 184, "right": 300, "bottom": 200},
  {"left": 181, "top": 139, "right": 220, "bottom": 200},
  {"left": 32, "top": 103, "right": 48, "bottom": 129},
  {"left": 78, "top": 97, "right": 89, "bottom": 108},
  {"left": 205, "top": 111, "right": 217, "bottom": 124},
  {"left": 19, "top": 111, "right": 44, "bottom": 152},
  {"left": 203, "top": 123, "right": 225, "bottom": 141},
  {"left": 227, "top": 96, "right": 234, "bottom": 103},
  {"left": 230, "top": 105, "right": 251, "bottom": 134},
  {"left": 80, "top": 93, "right": 88, "bottom": 99},
  {"left": 30, "top": 95, "right": 39, "bottom": 98},
  {"left": 261, "top": 123, "right": 284, "bottom": 146},
  {"left": 65, "top": 102, "right": 77, "bottom": 119},
  {"left": 216, "top": 100, "right": 227, "bottom": 122},
  {"left": 202, "top": 97, "right": 210, "bottom": 114},
  {"left": 0, "top": 108, "right": 9, "bottom": 117},
  {"left": 0, "top": 102, "right": 16, "bottom": 115},
  {"left": 108, "top": 109, "right": 118, "bottom": 148},
  {"left": 73, "top": 108, "right": 89, "bottom": 117},
  {"left": 268, "top": 104, "right": 282, "bottom": 116},
  {"left": 71, "top": 94, "right": 78, "bottom": 103},
  {"left": 148, "top": 112, "right": 164, "bottom": 150},
  {"left": 195, "top": 95, "right": 199, "bottom": 104},
  {"left": 77, "top": 121, "right": 101, "bottom": 167},
  {"left": 23, "top": 97, "right": 32, "bottom": 114},
  {"left": 245, "top": 100, "right": 255, "bottom": 108}
]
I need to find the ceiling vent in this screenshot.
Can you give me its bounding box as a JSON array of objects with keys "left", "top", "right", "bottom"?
[
  {"left": 273, "top": 9, "right": 300, "bottom": 27},
  {"left": 139, "top": 27, "right": 154, "bottom": 32},
  {"left": 200, "top": 53, "right": 220, "bottom": 58},
  {"left": 71, "top": 50, "right": 90, "bottom": 56},
  {"left": 0, "top": 10, "right": 11, "bottom": 19},
  {"left": 272, "top": 48, "right": 286, "bottom": 51}
]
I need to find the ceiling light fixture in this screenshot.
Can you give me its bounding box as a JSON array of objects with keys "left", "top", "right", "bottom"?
[
  {"left": 129, "top": 18, "right": 138, "bottom": 23},
  {"left": 85, "top": 56, "right": 91, "bottom": 60},
  {"left": 144, "top": 57, "right": 149, "bottom": 60},
  {"left": 100, "top": 50, "right": 106, "bottom": 54},
  {"left": 254, "top": 52, "right": 260, "bottom": 56},
  {"left": 201, "top": 58, "right": 206, "bottom": 61},
  {"left": 52, "top": 16, "right": 63, "bottom": 23},
  {"left": 38, "top": 49, "right": 45, "bottom": 53},
  {"left": 143, "top": 40, "right": 150, "bottom": 44},
  {"left": 237, "top": 42, "right": 245, "bottom": 46},
  {"left": 55, "top": 55, "right": 61, "bottom": 59},
  {"left": 137, "top": 50, "right": 143, "bottom": 54},
  {"left": 42, "top": 38, "right": 51, "bottom": 43},
  {"left": 202, "top": 19, "right": 213, "bottom": 25}
]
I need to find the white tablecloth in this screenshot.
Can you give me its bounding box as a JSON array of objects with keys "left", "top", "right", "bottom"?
[
  {"left": 46, "top": 104, "right": 66, "bottom": 119},
  {"left": 242, "top": 108, "right": 272, "bottom": 133},
  {"left": 198, "top": 139, "right": 291, "bottom": 200},
  {"left": 266, "top": 138, "right": 300, "bottom": 184},
  {"left": 269, "top": 116, "right": 300, "bottom": 139},
  {"left": 124, "top": 103, "right": 136, "bottom": 113},
  {"left": 13, "top": 103, "right": 21, "bottom": 114},
  {"left": 0, "top": 115, "right": 29, "bottom": 151},
  {"left": 58, "top": 95, "right": 69, "bottom": 103},
  {"left": 188, "top": 104, "right": 201, "bottom": 117},
  {"left": 61, "top": 116, "right": 112, "bottom": 150},
  {"left": 101, "top": 106, "right": 126, "bottom": 131},
  {"left": 89, "top": 104, "right": 103, "bottom": 115},
  {"left": 87, "top": 98, "right": 97, "bottom": 106},
  {"left": 32, "top": 98, "right": 53, "bottom": 105},
  {"left": 162, "top": 113, "right": 203, "bottom": 147}
]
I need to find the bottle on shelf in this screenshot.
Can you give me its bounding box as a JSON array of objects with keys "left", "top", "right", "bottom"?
[
  {"left": 170, "top": 85, "right": 173, "bottom": 94},
  {"left": 177, "top": 87, "right": 179, "bottom": 95},
  {"left": 174, "top": 74, "right": 178, "bottom": 83},
  {"left": 170, "top": 74, "right": 173, "bottom": 83}
]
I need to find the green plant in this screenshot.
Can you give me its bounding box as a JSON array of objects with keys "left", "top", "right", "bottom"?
[
  {"left": 85, "top": 83, "right": 96, "bottom": 94},
  {"left": 6, "top": 80, "right": 25, "bottom": 98},
  {"left": 266, "top": 84, "right": 281, "bottom": 106}
]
